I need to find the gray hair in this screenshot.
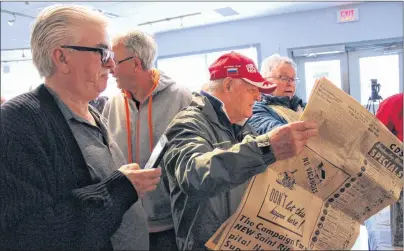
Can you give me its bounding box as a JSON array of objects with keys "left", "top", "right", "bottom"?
[
  {"left": 203, "top": 79, "right": 224, "bottom": 92},
  {"left": 260, "top": 54, "right": 297, "bottom": 78},
  {"left": 30, "top": 4, "right": 108, "bottom": 78},
  {"left": 112, "top": 30, "right": 157, "bottom": 70}
]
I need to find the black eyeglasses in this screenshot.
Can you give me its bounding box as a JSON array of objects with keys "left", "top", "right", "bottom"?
[
  {"left": 61, "top": 45, "right": 114, "bottom": 65},
  {"left": 116, "top": 56, "right": 134, "bottom": 65}
]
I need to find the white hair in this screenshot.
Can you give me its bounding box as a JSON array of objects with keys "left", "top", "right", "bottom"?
[
  {"left": 203, "top": 79, "right": 225, "bottom": 92},
  {"left": 260, "top": 54, "right": 297, "bottom": 78},
  {"left": 112, "top": 30, "right": 157, "bottom": 70},
  {"left": 30, "top": 4, "right": 108, "bottom": 78}
]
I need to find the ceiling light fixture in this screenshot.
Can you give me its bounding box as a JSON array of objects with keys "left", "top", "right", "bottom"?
[
  {"left": 8, "top": 14, "right": 16, "bottom": 26},
  {"left": 1, "top": 10, "right": 35, "bottom": 19},
  {"left": 214, "top": 7, "right": 239, "bottom": 17},
  {"left": 138, "top": 12, "right": 201, "bottom": 27},
  {"left": 92, "top": 8, "right": 120, "bottom": 19}
]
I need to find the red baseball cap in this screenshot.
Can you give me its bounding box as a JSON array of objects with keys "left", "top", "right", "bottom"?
[{"left": 208, "top": 51, "right": 276, "bottom": 94}]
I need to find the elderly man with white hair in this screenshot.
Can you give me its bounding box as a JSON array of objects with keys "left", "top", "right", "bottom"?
[
  {"left": 0, "top": 4, "right": 161, "bottom": 250},
  {"left": 249, "top": 54, "right": 305, "bottom": 134},
  {"left": 161, "top": 51, "right": 318, "bottom": 250},
  {"left": 102, "top": 30, "right": 192, "bottom": 251}
]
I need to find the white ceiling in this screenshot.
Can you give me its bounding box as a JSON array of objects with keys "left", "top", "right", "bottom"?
[{"left": 1, "top": 1, "right": 352, "bottom": 59}]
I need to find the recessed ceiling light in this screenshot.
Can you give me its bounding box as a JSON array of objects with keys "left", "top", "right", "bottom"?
[{"left": 214, "top": 7, "right": 239, "bottom": 17}]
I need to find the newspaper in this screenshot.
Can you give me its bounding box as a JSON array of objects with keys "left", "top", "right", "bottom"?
[{"left": 205, "top": 77, "right": 403, "bottom": 250}]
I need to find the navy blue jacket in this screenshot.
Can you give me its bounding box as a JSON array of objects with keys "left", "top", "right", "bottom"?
[{"left": 249, "top": 94, "right": 305, "bottom": 135}]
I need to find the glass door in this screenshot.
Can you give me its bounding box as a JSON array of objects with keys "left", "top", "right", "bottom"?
[
  {"left": 294, "top": 53, "right": 348, "bottom": 102},
  {"left": 348, "top": 47, "right": 403, "bottom": 113}
]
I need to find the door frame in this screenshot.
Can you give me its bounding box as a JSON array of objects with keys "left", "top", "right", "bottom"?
[{"left": 289, "top": 38, "right": 403, "bottom": 103}]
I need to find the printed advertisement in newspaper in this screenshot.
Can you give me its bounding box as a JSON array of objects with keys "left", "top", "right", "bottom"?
[{"left": 205, "top": 77, "right": 403, "bottom": 251}]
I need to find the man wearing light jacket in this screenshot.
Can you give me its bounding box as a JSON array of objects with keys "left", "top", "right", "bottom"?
[
  {"left": 161, "top": 51, "right": 319, "bottom": 250},
  {"left": 102, "top": 30, "right": 192, "bottom": 250}
]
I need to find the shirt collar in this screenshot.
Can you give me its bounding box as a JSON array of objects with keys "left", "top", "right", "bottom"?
[{"left": 45, "top": 85, "right": 99, "bottom": 126}]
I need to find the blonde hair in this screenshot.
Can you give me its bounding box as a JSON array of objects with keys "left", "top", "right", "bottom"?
[
  {"left": 30, "top": 4, "right": 108, "bottom": 77},
  {"left": 112, "top": 30, "right": 157, "bottom": 70}
]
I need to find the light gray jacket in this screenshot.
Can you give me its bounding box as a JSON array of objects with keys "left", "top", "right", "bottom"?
[{"left": 102, "top": 70, "right": 192, "bottom": 232}]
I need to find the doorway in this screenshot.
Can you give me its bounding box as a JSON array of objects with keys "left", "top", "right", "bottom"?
[{"left": 291, "top": 40, "right": 403, "bottom": 113}]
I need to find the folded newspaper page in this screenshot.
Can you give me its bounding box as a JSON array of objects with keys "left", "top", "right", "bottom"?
[{"left": 205, "top": 77, "right": 403, "bottom": 250}]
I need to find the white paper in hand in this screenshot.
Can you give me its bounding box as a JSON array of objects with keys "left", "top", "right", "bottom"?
[{"left": 144, "top": 135, "right": 169, "bottom": 169}]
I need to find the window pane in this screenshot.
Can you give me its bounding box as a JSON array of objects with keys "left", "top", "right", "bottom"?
[
  {"left": 304, "top": 60, "right": 342, "bottom": 97},
  {"left": 1, "top": 61, "right": 43, "bottom": 100},
  {"left": 158, "top": 54, "right": 207, "bottom": 93},
  {"left": 359, "top": 55, "right": 399, "bottom": 105},
  {"left": 157, "top": 46, "right": 258, "bottom": 93}
]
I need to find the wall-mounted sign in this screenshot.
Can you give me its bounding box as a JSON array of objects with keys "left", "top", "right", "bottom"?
[{"left": 337, "top": 8, "right": 359, "bottom": 23}]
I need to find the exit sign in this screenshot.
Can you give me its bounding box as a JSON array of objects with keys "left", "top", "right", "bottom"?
[{"left": 337, "top": 8, "right": 359, "bottom": 23}]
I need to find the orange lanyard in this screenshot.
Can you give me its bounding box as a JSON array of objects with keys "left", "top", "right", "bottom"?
[{"left": 123, "top": 69, "right": 160, "bottom": 163}]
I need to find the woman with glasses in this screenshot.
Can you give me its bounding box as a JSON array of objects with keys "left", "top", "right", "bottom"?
[{"left": 249, "top": 54, "right": 305, "bottom": 134}]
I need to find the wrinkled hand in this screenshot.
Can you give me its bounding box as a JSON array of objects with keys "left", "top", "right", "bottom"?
[
  {"left": 119, "top": 164, "right": 162, "bottom": 198},
  {"left": 268, "top": 121, "right": 318, "bottom": 160}
]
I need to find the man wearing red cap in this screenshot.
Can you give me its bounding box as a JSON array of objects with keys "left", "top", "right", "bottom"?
[{"left": 161, "top": 52, "right": 319, "bottom": 250}]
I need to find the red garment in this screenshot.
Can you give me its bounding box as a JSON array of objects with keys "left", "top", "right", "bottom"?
[
  {"left": 208, "top": 51, "right": 276, "bottom": 94},
  {"left": 376, "top": 93, "right": 403, "bottom": 142}
]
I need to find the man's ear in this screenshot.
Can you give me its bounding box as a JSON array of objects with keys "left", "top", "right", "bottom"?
[
  {"left": 132, "top": 57, "right": 143, "bottom": 72},
  {"left": 223, "top": 77, "right": 234, "bottom": 93},
  {"left": 52, "top": 48, "right": 70, "bottom": 74}
]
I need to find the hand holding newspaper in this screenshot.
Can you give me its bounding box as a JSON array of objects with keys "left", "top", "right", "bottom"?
[{"left": 206, "top": 77, "right": 403, "bottom": 250}]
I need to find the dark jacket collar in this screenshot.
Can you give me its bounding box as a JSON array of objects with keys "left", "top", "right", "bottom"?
[
  {"left": 192, "top": 91, "right": 247, "bottom": 140},
  {"left": 261, "top": 94, "right": 305, "bottom": 111},
  {"left": 199, "top": 90, "right": 233, "bottom": 130}
]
